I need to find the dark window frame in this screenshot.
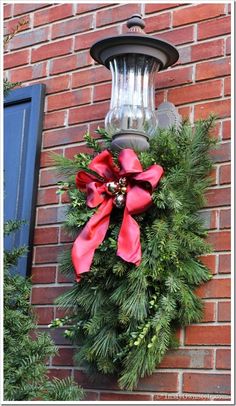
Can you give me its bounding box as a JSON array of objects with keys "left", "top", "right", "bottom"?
[{"left": 4, "top": 84, "right": 45, "bottom": 277}]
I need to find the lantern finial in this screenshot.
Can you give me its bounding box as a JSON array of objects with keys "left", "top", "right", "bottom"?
[{"left": 126, "top": 14, "right": 145, "bottom": 33}]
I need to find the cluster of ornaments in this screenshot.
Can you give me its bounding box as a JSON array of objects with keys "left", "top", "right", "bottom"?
[{"left": 106, "top": 177, "right": 127, "bottom": 208}]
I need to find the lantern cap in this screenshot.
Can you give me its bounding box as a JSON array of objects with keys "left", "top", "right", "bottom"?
[
  {"left": 90, "top": 14, "right": 179, "bottom": 70},
  {"left": 126, "top": 14, "right": 145, "bottom": 31}
]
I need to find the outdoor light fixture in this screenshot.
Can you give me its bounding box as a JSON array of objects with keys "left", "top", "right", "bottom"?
[{"left": 90, "top": 14, "right": 179, "bottom": 150}]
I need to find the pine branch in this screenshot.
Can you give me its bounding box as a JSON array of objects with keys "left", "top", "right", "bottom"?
[{"left": 51, "top": 119, "right": 216, "bottom": 391}]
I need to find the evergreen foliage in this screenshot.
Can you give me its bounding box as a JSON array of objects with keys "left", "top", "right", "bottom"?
[
  {"left": 51, "top": 117, "right": 216, "bottom": 390},
  {"left": 4, "top": 220, "right": 84, "bottom": 401}
]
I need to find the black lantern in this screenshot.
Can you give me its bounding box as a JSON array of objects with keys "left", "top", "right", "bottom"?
[{"left": 90, "top": 14, "right": 179, "bottom": 151}]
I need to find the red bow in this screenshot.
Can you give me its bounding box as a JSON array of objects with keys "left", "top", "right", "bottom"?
[{"left": 72, "top": 149, "right": 164, "bottom": 281}]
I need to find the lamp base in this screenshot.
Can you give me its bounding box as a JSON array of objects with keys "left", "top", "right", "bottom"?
[{"left": 111, "top": 131, "right": 150, "bottom": 151}]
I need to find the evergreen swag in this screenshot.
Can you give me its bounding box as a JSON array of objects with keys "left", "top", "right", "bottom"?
[
  {"left": 4, "top": 220, "right": 84, "bottom": 401},
  {"left": 52, "top": 117, "right": 216, "bottom": 390}
]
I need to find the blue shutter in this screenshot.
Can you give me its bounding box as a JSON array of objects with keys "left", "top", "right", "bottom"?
[{"left": 4, "top": 84, "right": 45, "bottom": 276}]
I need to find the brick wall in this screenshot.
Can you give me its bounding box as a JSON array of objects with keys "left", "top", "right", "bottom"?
[{"left": 4, "top": 2, "right": 231, "bottom": 401}]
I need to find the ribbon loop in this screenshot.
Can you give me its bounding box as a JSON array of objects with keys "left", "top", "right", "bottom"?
[{"left": 72, "top": 149, "right": 164, "bottom": 281}]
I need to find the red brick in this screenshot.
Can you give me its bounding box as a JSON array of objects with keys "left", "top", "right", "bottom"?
[
  {"left": 75, "top": 370, "right": 178, "bottom": 392},
  {"left": 57, "top": 271, "right": 74, "bottom": 284},
  {"left": 74, "top": 370, "right": 118, "bottom": 390},
  {"left": 35, "top": 245, "right": 70, "bottom": 264},
  {"left": 32, "top": 38, "right": 72, "bottom": 63},
  {"left": 144, "top": 13, "right": 171, "bottom": 34},
  {"left": 216, "top": 349, "right": 231, "bottom": 370},
  {"left": 173, "top": 4, "right": 226, "bottom": 27},
  {"left": 219, "top": 254, "right": 231, "bottom": 274},
  {"left": 191, "top": 39, "right": 224, "bottom": 63},
  {"left": 93, "top": 82, "right": 111, "bottom": 102},
  {"left": 183, "top": 373, "right": 230, "bottom": 394},
  {"left": 205, "top": 187, "right": 230, "bottom": 208},
  {"left": 31, "top": 266, "right": 57, "bottom": 283},
  {"left": 43, "top": 111, "right": 67, "bottom": 130},
  {"left": 50, "top": 52, "right": 92, "bottom": 75},
  {"left": 168, "top": 80, "right": 222, "bottom": 106},
  {"left": 224, "top": 77, "right": 231, "bottom": 96},
  {"left": 198, "top": 209, "right": 218, "bottom": 230},
  {"left": 47, "top": 368, "right": 72, "bottom": 380},
  {"left": 226, "top": 37, "right": 231, "bottom": 55},
  {"left": 40, "top": 168, "right": 60, "bottom": 187},
  {"left": 208, "top": 167, "right": 217, "bottom": 186},
  {"left": 39, "top": 327, "right": 70, "bottom": 346},
  {"left": 40, "top": 149, "right": 63, "bottom": 168},
  {"left": 4, "top": 15, "right": 30, "bottom": 35},
  {"left": 52, "top": 14, "right": 93, "bottom": 40},
  {"left": 37, "top": 187, "right": 59, "bottom": 205},
  {"left": 55, "top": 307, "right": 73, "bottom": 319},
  {"left": 37, "top": 206, "right": 66, "bottom": 225},
  {"left": 52, "top": 348, "right": 74, "bottom": 366},
  {"left": 178, "top": 106, "right": 191, "bottom": 119},
  {"left": 10, "top": 26, "right": 49, "bottom": 50},
  {"left": 159, "top": 349, "right": 213, "bottom": 369},
  {"left": 210, "top": 121, "right": 222, "bottom": 140},
  {"left": 211, "top": 209, "right": 218, "bottom": 229},
  {"left": 72, "top": 66, "right": 110, "bottom": 88},
  {"left": 9, "top": 62, "right": 47, "bottom": 82},
  {"left": 13, "top": 4, "right": 50, "bottom": 16},
  {"left": 61, "top": 191, "right": 71, "bottom": 204},
  {"left": 196, "top": 278, "right": 230, "bottom": 299},
  {"left": 60, "top": 229, "right": 74, "bottom": 244},
  {"left": 220, "top": 164, "right": 231, "bottom": 185},
  {"left": 137, "top": 372, "right": 178, "bottom": 392},
  {"left": 196, "top": 57, "right": 231, "bottom": 81},
  {"left": 218, "top": 301, "right": 231, "bottom": 322},
  {"left": 96, "top": 4, "right": 141, "bottom": 27},
  {"left": 199, "top": 254, "right": 217, "bottom": 274},
  {"left": 198, "top": 16, "right": 231, "bottom": 40},
  {"left": 211, "top": 142, "right": 231, "bottom": 163},
  {"left": 185, "top": 325, "right": 230, "bottom": 345},
  {"left": 4, "top": 4, "right": 13, "bottom": 19},
  {"left": 100, "top": 393, "right": 152, "bottom": 401},
  {"left": 77, "top": 4, "right": 108, "bottom": 14},
  {"left": 89, "top": 121, "right": 105, "bottom": 136},
  {"left": 207, "top": 231, "right": 231, "bottom": 251},
  {"left": 43, "top": 75, "right": 70, "bottom": 94},
  {"left": 64, "top": 145, "right": 93, "bottom": 159},
  {"left": 34, "top": 226, "right": 59, "bottom": 245},
  {"left": 68, "top": 101, "right": 109, "bottom": 125},
  {"left": 47, "top": 89, "right": 91, "bottom": 112},
  {"left": 145, "top": 3, "right": 180, "bottom": 13},
  {"left": 156, "top": 25, "right": 194, "bottom": 46},
  {"left": 156, "top": 66, "right": 193, "bottom": 90},
  {"left": 194, "top": 99, "right": 230, "bottom": 121},
  {"left": 33, "top": 306, "right": 54, "bottom": 324},
  {"left": 74, "top": 26, "right": 120, "bottom": 52},
  {"left": 219, "top": 209, "right": 231, "bottom": 229},
  {"left": 34, "top": 4, "right": 74, "bottom": 27},
  {"left": 32, "top": 286, "right": 69, "bottom": 304},
  {"left": 202, "top": 301, "right": 216, "bottom": 322},
  {"left": 222, "top": 120, "right": 231, "bottom": 140},
  {"left": 43, "top": 124, "right": 88, "bottom": 148},
  {"left": 4, "top": 49, "right": 30, "bottom": 69}
]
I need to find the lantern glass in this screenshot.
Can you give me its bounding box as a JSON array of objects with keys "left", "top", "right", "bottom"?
[{"left": 105, "top": 54, "right": 160, "bottom": 138}]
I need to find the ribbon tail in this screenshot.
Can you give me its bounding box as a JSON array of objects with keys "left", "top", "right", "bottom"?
[
  {"left": 72, "top": 198, "right": 113, "bottom": 281},
  {"left": 117, "top": 207, "right": 141, "bottom": 266}
]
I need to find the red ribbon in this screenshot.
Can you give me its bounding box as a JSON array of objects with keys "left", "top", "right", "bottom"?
[{"left": 72, "top": 149, "right": 164, "bottom": 281}]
